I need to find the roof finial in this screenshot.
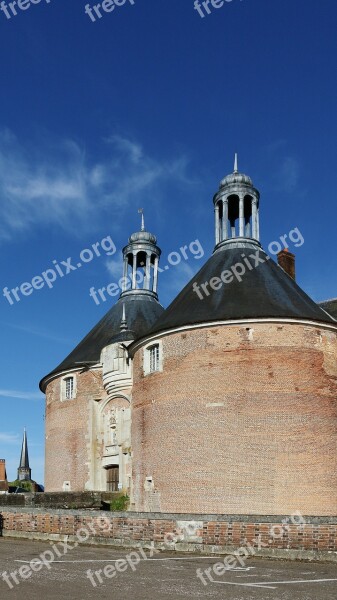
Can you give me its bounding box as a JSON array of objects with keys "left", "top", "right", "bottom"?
[
  {"left": 120, "top": 303, "right": 128, "bottom": 331},
  {"left": 138, "top": 208, "right": 145, "bottom": 232},
  {"left": 234, "top": 153, "right": 238, "bottom": 174}
]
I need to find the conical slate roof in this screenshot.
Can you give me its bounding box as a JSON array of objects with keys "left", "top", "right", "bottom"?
[
  {"left": 40, "top": 294, "right": 164, "bottom": 390},
  {"left": 146, "top": 242, "right": 336, "bottom": 337}
]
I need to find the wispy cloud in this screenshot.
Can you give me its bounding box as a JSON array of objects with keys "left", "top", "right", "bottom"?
[
  {"left": 263, "top": 141, "right": 302, "bottom": 196},
  {"left": 6, "top": 322, "right": 73, "bottom": 345},
  {"left": 0, "top": 390, "right": 43, "bottom": 400},
  {"left": 279, "top": 156, "right": 300, "bottom": 193},
  {"left": 0, "top": 130, "right": 194, "bottom": 242},
  {"left": 106, "top": 135, "right": 144, "bottom": 164},
  {"left": 0, "top": 432, "right": 20, "bottom": 444},
  {"left": 105, "top": 258, "right": 124, "bottom": 279}
]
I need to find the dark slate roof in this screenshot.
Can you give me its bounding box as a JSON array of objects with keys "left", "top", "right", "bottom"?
[
  {"left": 19, "top": 430, "right": 30, "bottom": 470},
  {"left": 319, "top": 299, "right": 337, "bottom": 320},
  {"left": 146, "top": 243, "right": 336, "bottom": 337},
  {"left": 40, "top": 294, "right": 164, "bottom": 390}
]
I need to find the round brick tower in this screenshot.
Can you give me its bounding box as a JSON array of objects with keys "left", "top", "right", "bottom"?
[
  {"left": 40, "top": 217, "right": 164, "bottom": 493},
  {"left": 130, "top": 157, "right": 337, "bottom": 516}
]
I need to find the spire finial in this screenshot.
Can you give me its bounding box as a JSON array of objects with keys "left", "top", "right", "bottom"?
[
  {"left": 120, "top": 303, "right": 128, "bottom": 331},
  {"left": 234, "top": 153, "right": 238, "bottom": 174},
  {"left": 138, "top": 208, "right": 145, "bottom": 232}
]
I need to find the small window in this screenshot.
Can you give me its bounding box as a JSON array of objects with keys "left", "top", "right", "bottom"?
[
  {"left": 149, "top": 344, "right": 160, "bottom": 373},
  {"left": 61, "top": 376, "right": 76, "bottom": 400},
  {"left": 143, "top": 341, "right": 162, "bottom": 376},
  {"left": 65, "top": 377, "right": 74, "bottom": 399}
]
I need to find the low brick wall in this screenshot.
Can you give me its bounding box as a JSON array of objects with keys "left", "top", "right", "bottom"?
[{"left": 0, "top": 508, "right": 336, "bottom": 561}]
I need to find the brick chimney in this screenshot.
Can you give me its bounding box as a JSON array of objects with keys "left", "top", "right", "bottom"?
[
  {"left": 277, "top": 248, "right": 295, "bottom": 280},
  {"left": 0, "top": 459, "right": 8, "bottom": 492},
  {"left": 0, "top": 459, "right": 6, "bottom": 481}
]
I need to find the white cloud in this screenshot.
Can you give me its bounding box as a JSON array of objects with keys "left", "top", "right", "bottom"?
[
  {"left": 106, "top": 135, "right": 143, "bottom": 164},
  {"left": 6, "top": 322, "right": 73, "bottom": 345},
  {"left": 280, "top": 156, "right": 300, "bottom": 193},
  {"left": 105, "top": 258, "right": 124, "bottom": 279},
  {"left": 0, "top": 432, "right": 20, "bottom": 444},
  {"left": 0, "top": 130, "right": 193, "bottom": 242},
  {"left": 0, "top": 389, "right": 43, "bottom": 400},
  {"left": 263, "top": 141, "right": 301, "bottom": 195}
]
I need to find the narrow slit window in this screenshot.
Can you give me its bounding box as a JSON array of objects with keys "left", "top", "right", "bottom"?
[
  {"left": 64, "top": 377, "right": 74, "bottom": 400},
  {"left": 149, "top": 344, "right": 160, "bottom": 373}
]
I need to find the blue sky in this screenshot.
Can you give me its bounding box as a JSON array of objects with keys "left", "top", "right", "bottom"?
[{"left": 0, "top": 0, "right": 336, "bottom": 484}]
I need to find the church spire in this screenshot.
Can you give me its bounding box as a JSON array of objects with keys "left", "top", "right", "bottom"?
[{"left": 17, "top": 428, "right": 31, "bottom": 481}]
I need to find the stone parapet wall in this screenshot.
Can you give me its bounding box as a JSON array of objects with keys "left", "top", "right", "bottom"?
[{"left": 0, "top": 492, "right": 116, "bottom": 509}]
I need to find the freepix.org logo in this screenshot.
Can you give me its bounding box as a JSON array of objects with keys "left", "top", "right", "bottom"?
[
  {"left": 2, "top": 235, "right": 116, "bottom": 306},
  {"left": 192, "top": 227, "right": 304, "bottom": 301},
  {"left": 0, "top": 0, "right": 51, "bottom": 20},
  {"left": 194, "top": 0, "right": 241, "bottom": 19},
  {"left": 84, "top": 0, "right": 135, "bottom": 23}
]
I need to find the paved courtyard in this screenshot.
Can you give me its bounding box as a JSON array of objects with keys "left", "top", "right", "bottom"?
[{"left": 0, "top": 538, "right": 337, "bottom": 599}]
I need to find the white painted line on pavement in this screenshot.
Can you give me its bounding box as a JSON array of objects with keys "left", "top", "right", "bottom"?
[
  {"left": 252, "top": 578, "right": 337, "bottom": 586},
  {"left": 15, "top": 556, "right": 226, "bottom": 564},
  {"left": 212, "top": 580, "right": 276, "bottom": 589},
  {"left": 213, "top": 577, "right": 337, "bottom": 589}
]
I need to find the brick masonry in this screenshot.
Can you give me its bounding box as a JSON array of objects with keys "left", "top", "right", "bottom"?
[
  {"left": 0, "top": 508, "right": 336, "bottom": 560},
  {"left": 0, "top": 459, "right": 6, "bottom": 482},
  {"left": 45, "top": 369, "right": 107, "bottom": 492},
  {"left": 132, "top": 322, "right": 337, "bottom": 515}
]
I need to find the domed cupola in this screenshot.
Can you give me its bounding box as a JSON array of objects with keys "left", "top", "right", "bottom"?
[
  {"left": 39, "top": 211, "right": 164, "bottom": 392},
  {"left": 121, "top": 210, "right": 161, "bottom": 300},
  {"left": 213, "top": 154, "right": 260, "bottom": 249}
]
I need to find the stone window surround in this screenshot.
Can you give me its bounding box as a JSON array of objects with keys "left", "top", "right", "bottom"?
[
  {"left": 60, "top": 374, "right": 77, "bottom": 401},
  {"left": 143, "top": 340, "right": 163, "bottom": 376}
]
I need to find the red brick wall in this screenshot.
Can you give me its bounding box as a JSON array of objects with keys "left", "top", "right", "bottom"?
[
  {"left": 45, "top": 369, "right": 106, "bottom": 492},
  {"left": 1, "top": 509, "right": 337, "bottom": 555},
  {"left": 132, "top": 322, "right": 337, "bottom": 515}
]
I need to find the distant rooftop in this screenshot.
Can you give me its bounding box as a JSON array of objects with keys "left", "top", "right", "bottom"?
[{"left": 319, "top": 298, "right": 337, "bottom": 320}]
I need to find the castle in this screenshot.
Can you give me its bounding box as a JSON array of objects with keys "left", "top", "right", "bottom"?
[{"left": 40, "top": 158, "right": 337, "bottom": 516}]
